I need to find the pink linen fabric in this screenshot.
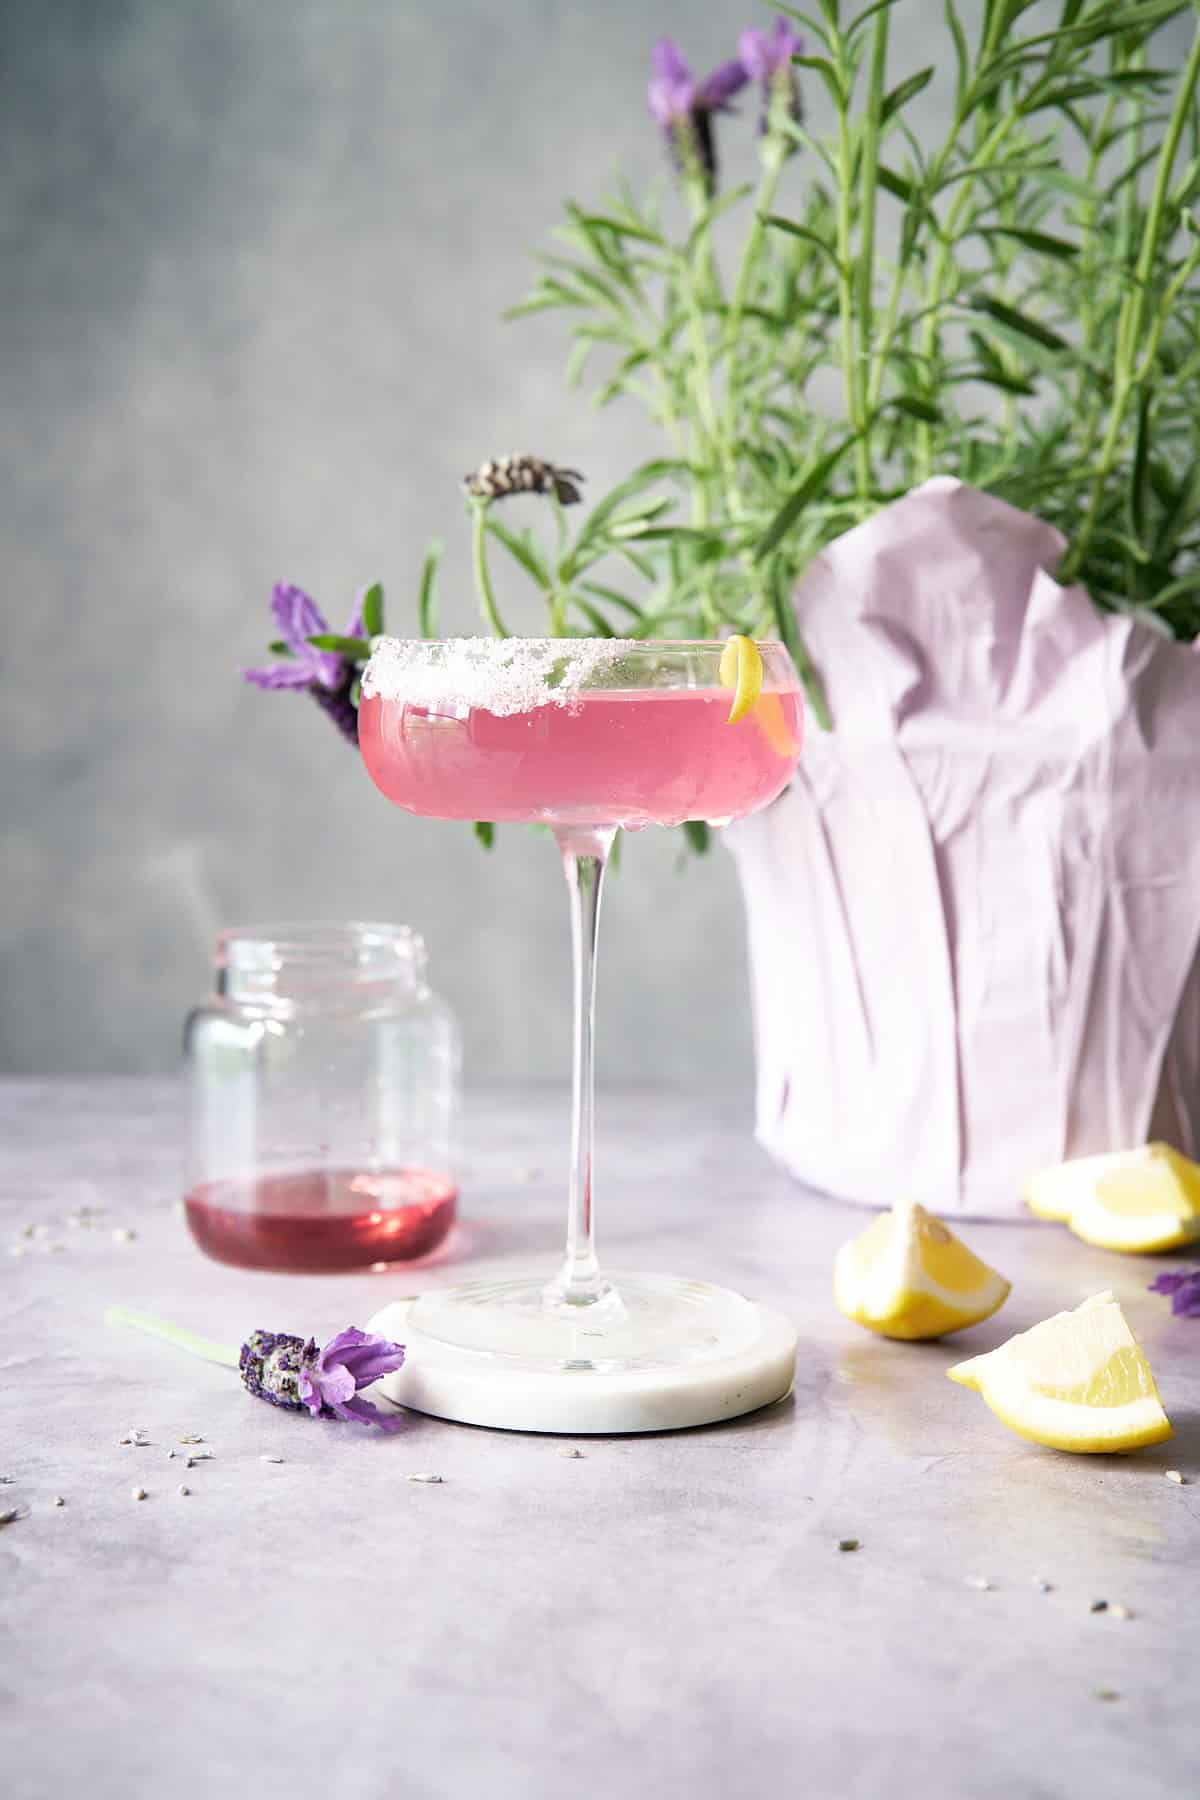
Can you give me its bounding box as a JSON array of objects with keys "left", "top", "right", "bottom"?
[{"left": 728, "top": 478, "right": 1200, "bottom": 1217}]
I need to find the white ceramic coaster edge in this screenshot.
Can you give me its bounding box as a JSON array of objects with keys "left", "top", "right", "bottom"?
[{"left": 367, "top": 1295, "right": 798, "bottom": 1435}]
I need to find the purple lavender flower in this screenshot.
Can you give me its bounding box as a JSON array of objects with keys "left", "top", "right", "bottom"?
[
  {"left": 647, "top": 38, "right": 748, "bottom": 191},
  {"left": 240, "top": 1326, "right": 407, "bottom": 1430},
  {"left": 739, "top": 18, "right": 803, "bottom": 138},
  {"left": 243, "top": 583, "right": 367, "bottom": 745},
  {"left": 1149, "top": 1269, "right": 1200, "bottom": 1318}
]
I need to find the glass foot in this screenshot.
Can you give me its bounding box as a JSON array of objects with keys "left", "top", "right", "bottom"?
[
  {"left": 368, "top": 1278, "right": 798, "bottom": 1434},
  {"left": 407, "top": 1272, "right": 762, "bottom": 1372}
]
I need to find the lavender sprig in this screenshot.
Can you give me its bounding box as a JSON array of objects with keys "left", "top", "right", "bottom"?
[
  {"left": 105, "top": 1309, "right": 407, "bottom": 1432},
  {"left": 240, "top": 1327, "right": 407, "bottom": 1430}
]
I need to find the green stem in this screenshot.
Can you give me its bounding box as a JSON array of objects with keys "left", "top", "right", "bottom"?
[
  {"left": 833, "top": 75, "right": 864, "bottom": 463},
  {"left": 724, "top": 141, "right": 786, "bottom": 441},
  {"left": 548, "top": 495, "right": 570, "bottom": 635},
  {"left": 1071, "top": 84, "right": 1123, "bottom": 469},
  {"left": 105, "top": 1307, "right": 239, "bottom": 1369},
  {"left": 1074, "top": 83, "right": 1121, "bottom": 412},
  {"left": 912, "top": 3, "right": 1036, "bottom": 477},
  {"left": 648, "top": 350, "right": 690, "bottom": 459},
  {"left": 471, "top": 504, "right": 512, "bottom": 638},
  {"left": 1061, "top": 19, "right": 1200, "bottom": 585},
  {"left": 682, "top": 176, "right": 810, "bottom": 650},
  {"left": 680, "top": 179, "right": 749, "bottom": 633},
  {"left": 1136, "top": 241, "right": 1200, "bottom": 384},
  {"left": 680, "top": 180, "right": 727, "bottom": 459},
  {"left": 865, "top": 254, "right": 908, "bottom": 416},
  {"left": 852, "top": 12, "right": 890, "bottom": 501}
]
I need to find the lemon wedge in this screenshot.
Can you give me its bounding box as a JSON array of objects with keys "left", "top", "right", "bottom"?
[
  {"left": 1025, "top": 1143, "right": 1200, "bottom": 1253},
  {"left": 833, "top": 1198, "right": 1011, "bottom": 1340},
  {"left": 718, "top": 634, "right": 763, "bottom": 724},
  {"left": 947, "top": 1291, "right": 1172, "bottom": 1453}
]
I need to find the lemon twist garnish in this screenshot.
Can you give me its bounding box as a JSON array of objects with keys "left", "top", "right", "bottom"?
[{"left": 718, "top": 635, "right": 763, "bottom": 725}]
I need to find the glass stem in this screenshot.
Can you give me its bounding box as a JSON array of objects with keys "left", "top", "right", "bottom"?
[{"left": 548, "top": 826, "right": 616, "bottom": 1308}]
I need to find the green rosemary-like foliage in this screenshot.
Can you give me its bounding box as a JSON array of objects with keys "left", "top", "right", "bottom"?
[{"left": 425, "top": 0, "right": 1200, "bottom": 734}]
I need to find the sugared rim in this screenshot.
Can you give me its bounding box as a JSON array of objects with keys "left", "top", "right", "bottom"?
[
  {"left": 361, "top": 634, "right": 793, "bottom": 715},
  {"left": 367, "top": 635, "right": 784, "bottom": 650}
]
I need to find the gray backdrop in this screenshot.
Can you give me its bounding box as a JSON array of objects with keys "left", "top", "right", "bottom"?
[{"left": 5, "top": 1, "right": 1176, "bottom": 1085}]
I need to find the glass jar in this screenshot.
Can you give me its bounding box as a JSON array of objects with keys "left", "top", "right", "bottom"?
[{"left": 183, "top": 922, "right": 460, "bottom": 1272}]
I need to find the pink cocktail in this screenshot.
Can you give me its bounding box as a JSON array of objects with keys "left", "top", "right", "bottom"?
[
  {"left": 360, "top": 644, "right": 801, "bottom": 829},
  {"left": 358, "top": 637, "right": 804, "bottom": 1430}
]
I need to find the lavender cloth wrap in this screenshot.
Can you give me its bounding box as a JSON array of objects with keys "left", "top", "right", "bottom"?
[{"left": 728, "top": 478, "right": 1200, "bottom": 1219}]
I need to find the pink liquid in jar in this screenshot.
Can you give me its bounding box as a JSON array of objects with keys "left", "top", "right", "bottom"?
[{"left": 183, "top": 1167, "right": 457, "bottom": 1273}]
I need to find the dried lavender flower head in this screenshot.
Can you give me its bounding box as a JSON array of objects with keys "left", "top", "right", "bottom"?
[
  {"left": 240, "top": 1326, "right": 406, "bottom": 1430},
  {"left": 463, "top": 454, "right": 584, "bottom": 507}
]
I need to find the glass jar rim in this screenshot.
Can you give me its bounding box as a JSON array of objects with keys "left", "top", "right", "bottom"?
[{"left": 215, "top": 921, "right": 427, "bottom": 994}]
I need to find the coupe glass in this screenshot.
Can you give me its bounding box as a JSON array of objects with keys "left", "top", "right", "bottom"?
[{"left": 359, "top": 637, "right": 803, "bottom": 1384}]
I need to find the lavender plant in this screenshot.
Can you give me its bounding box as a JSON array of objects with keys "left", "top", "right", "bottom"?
[
  {"left": 446, "top": 0, "right": 1200, "bottom": 720},
  {"left": 250, "top": 1, "right": 1200, "bottom": 825}
]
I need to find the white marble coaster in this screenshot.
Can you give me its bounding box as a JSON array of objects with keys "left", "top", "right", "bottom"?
[{"left": 367, "top": 1286, "right": 798, "bottom": 1435}]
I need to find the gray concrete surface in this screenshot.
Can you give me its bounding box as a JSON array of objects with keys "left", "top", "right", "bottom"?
[{"left": 4, "top": 1077, "right": 1199, "bottom": 1799}]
